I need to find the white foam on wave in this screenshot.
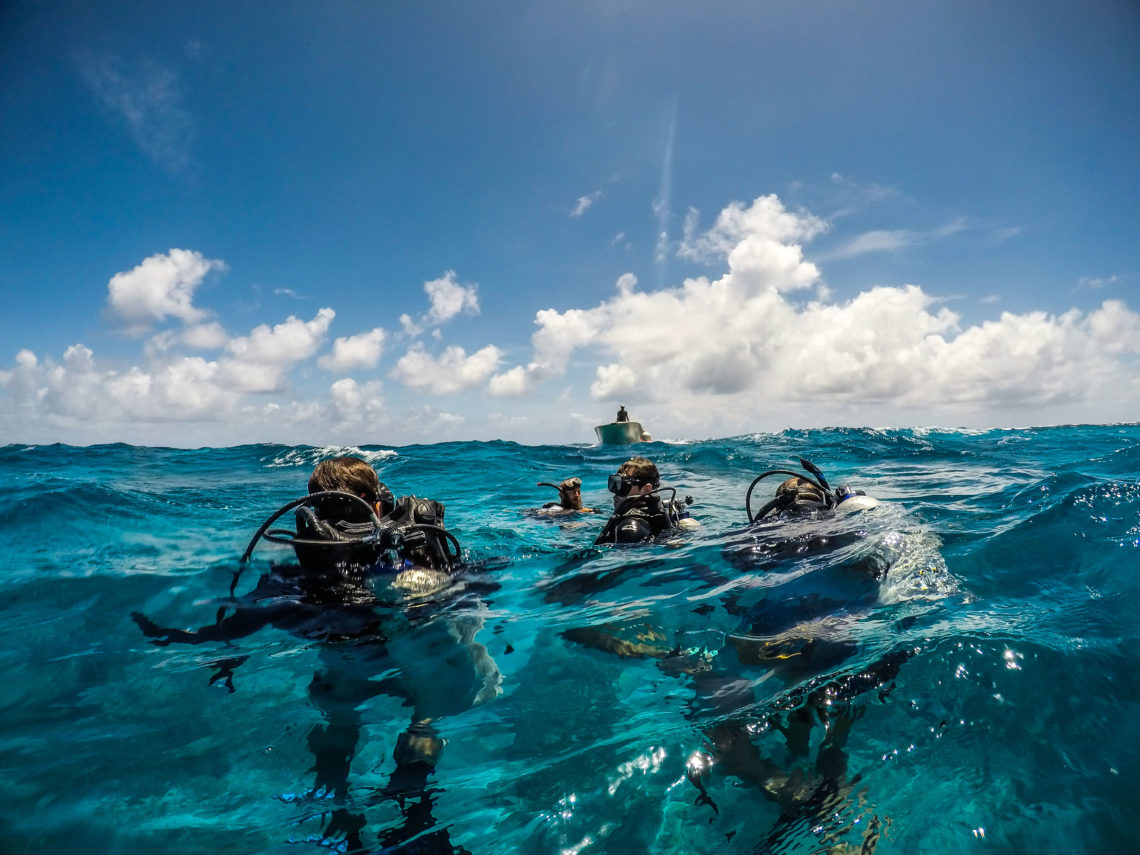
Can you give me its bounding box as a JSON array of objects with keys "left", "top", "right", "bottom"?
[{"left": 265, "top": 445, "right": 398, "bottom": 468}]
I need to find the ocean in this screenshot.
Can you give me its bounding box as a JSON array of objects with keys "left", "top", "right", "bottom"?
[{"left": 1, "top": 425, "right": 1137, "bottom": 854}]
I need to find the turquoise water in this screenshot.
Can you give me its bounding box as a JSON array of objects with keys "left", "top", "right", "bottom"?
[{"left": 2, "top": 426, "right": 1138, "bottom": 854}]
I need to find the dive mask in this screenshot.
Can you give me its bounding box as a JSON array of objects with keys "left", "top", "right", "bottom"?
[{"left": 607, "top": 472, "right": 656, "bottom": 496}]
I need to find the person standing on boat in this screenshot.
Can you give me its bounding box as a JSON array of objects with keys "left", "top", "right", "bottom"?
[
  {"left": 594, "top": 456, "right": 697, "bottom": 544},
  {"left": 615, "top": 404, "right": 629, "bottom": 422}
]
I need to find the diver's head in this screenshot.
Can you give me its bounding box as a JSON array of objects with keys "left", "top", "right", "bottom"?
[
  {"left": 608, "top": 456, "right": 660, "bottom": 498},
  {"left": 558, "top": 477, "right": 584, "bottom": 509},
  {"left": 775, "top": 476, "right": 830, "bottom": 515},
  {"left": 308, "top": 456, "right": 395, "bottom": 519}
]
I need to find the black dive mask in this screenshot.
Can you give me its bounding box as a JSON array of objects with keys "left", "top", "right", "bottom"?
[
  {"left": 607, "top": 473, "right": 632, "bottom": 496},
  {"left": 608, "top": 473, "right": 657, "bottom": 497}
]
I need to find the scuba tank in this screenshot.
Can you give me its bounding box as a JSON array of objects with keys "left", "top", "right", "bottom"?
[
  {"left": 744, "top": 458, "right": 875, "bottom": 523},
  {"left": 232, "top": 490, "right": 462, "bottom": 596}
]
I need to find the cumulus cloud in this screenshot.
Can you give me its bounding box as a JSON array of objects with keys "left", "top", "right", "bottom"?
[
  {"left": 0, "top": 306, "right": 335, "bottom": 435},
  {"left": 105, "top": 249, "right": 226, "bottom": 334},
  {"left": 0, "top": 247, "right": 506, "bottom": 443},
  {"left": 391, "top": 343, "right": 502, "bottom": 394},
  {"left": 328, "top": 377, "right": 386, "bottom": 424},
  {"left": 217, "top": 309, "right": 335, "bottom": 392},
  {"left": 679, "top": 195, "right": 828, "bottom": 267},
  {"left": 1, "top": 346, "right": 237, "bottom": 425},
  {"left": 5, "top": 197, "right": 1140, "bottom": 447},
  {"left": 491, "top": 194, "right": 1140, "bottom": 431},
  {"left": 318, "top": 327, "right": 387, "bottom": 372},
  {"left": 146, "top": 321, "right": 230, "bottom": 356},
  {"left": 400, "top": 271, "right": 480, "bottom": 336},
  {"left": 488, "top": 305, "right": 602, "bottom": 396}
]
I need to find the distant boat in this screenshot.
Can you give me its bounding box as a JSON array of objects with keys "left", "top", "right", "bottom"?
[{"left": 594, "top": 419, "right": 652, "bottom": 445}]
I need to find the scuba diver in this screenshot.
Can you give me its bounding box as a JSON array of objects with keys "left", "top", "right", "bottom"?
[
  {"left": 536, "top": 457, "right": 704, "bottom": 604},
  {"left": 131, "top": 456, "right": 498, "bottom": 855},
  {"left": 562, "top": 458, "right": 927, "bottom": 851},
  {"left": 743, "top": 456, "right": 880, "bottom": 524},
  {"left": 688, "top": 459, "right": 923, "bottom": 849},
  {"left": 593, "top": 457, "right": 699, "bottom": 545},
  {"left": 723, "top": 457, "right": 890, "bottom": 665},
  {"left": 534, "top": 476, "right": 600, "bottom": 516}
]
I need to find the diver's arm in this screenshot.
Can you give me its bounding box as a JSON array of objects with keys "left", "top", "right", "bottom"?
[
  {"left": 131, "top": 605, "right": 279, "bottom": 646},
  {"left": 562, "top": 624, "right": 672, "bottom": 660}
]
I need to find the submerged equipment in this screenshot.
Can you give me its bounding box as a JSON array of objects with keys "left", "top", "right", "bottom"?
[
  {"left": 232, "top": 490, "right": 462, "bottom": 596},
  {"left": 744, "top": 458, "right": 868, "bottom": 523}
]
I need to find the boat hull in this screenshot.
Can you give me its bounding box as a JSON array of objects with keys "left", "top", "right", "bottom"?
[{"left": 594, "top": 421, "right": 648, "bottom": 445}]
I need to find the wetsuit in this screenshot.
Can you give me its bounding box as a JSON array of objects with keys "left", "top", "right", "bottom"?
[
  {"left": 293, "top": 494, "right": 453, "bottom": 574},
  {"left": 594, "top": 493, "right": 678, "bottom": 545}
]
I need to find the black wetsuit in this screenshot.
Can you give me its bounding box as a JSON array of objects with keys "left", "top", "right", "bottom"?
[{"left": 594, "top": 493, "right": 678, "bottom": 545}]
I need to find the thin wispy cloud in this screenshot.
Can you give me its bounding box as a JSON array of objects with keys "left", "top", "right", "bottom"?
[
  {"left": 653, "top": 98, "right": 678, "bottom": 278},
  {"left": 822, "top": 218, "right": 967, "bottom": 260},
  {"left": 990, "top": 226, "right": 1023, "bottom": 244},
  {"left": 75, "top": 52, "right": 195, "bottom": 176},
  {"left": 1079, "top": 274, "right": 1120, "bottom": 290},
  {"left": 571, "top": 191, "right": 603, "bottom": 217}
]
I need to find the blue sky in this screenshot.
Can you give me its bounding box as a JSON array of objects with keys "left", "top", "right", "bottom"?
[{"left": 2, "top": 0, "right": 1138, "bottom": 447}]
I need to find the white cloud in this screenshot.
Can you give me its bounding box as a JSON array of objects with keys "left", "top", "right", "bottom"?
[
  {"left": 591, "top": 363, "right": 640, "bottom": 399},
  {"left": 829, "top": 228, "right": 914, "bottom": 257},
  {"left": 4, "top": 199, "right": 1140, "bottom": 447},
  {"left": 571, "top": 191, "right": 603, "bottom": 217},
  {"left": 1079, "top": 274, "right": 1120, "bottom": 290},
  {"left": 679, "top": 195, "right": 828, "bottom": 267},
  {"left": 400, "top": 271, "right": 481, "bottom": 336},
  {"left": 0, "top": 307, "right": 335, "bottom": 434},
  {"left": 390, "top": 343, "right": 502, "bottom": 394},
  {"left": 146, "top": 321, "right": 230, "bottom": 355},
  {"left": 425, "top": 271, "right": 480, "bottom": 324},
  {"left": 328, "top": 378, "right": 386, "bottom": 423},
  {"left": 2, "top": 347, "right": 236, "bottom": 425},
  {"left": 486, "top": 365, "right": 533, "bottom": 397},
  {"left": 824, "top": 218, "right": 967, "bottom": 260},
  {"left": 105, "top": 249, "right": 226, "bottom": 334},
  {"left": 490, "top": 194, "right": 1140, "bottom": 434},
  {"left": 217, "top": 309, "right": 335, "bottom": 392},
  {"left": 1085, "top": 300, "right": 1140, "bottom": 354},
  {"left": 76, "top": 53, "right": 194, "bottom": 175},
  {"left": 180, "top": 322, "right": 230, "bottom": 350},
  {"left": 488, "top": 305, "right": 602, "bottom": 396},
  {"left": 318, "top": 327, "right": 387, "bottom": 372}
]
